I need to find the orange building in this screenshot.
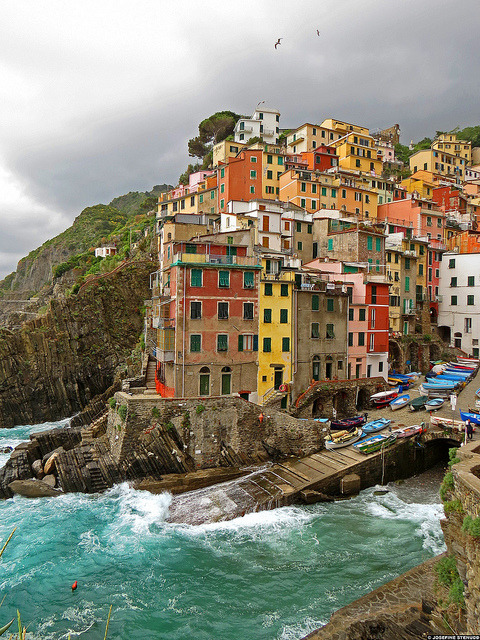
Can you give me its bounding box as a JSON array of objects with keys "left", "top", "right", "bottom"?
[
  {"left": 377, "top": 198, "right": 445, "bottom": 241},
  {"left": 446, "top": 230, "right": 480, "bottom": 254},
  {"left": 217, "top": 149, "right": 263, "bottom": 213},
  {"left": 279, "top": 169, "right": 377, "bottom": 218}
]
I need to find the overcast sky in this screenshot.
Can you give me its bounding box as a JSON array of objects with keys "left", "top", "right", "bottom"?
[{"left": 1, "top": 0, "right": 479, "bottom": 280}]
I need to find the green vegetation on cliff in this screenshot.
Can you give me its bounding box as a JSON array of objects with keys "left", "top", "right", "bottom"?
[{"left": 0, "top": 184, "right": 171, "bottom": 297}]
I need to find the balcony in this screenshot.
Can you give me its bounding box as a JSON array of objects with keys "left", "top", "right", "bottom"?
[
  {"left": 172, "top": 253, "right": 260, "bottom": 267},
  {"left": 402, "top": 307, "right": 417, "bottom": 316},
  {"left": 261, "top": 271, "right": 294, "bottom": 282},
  {"left": 153, "top": 346, "right": 174, "bottom": 363},
  {"left": 152, "top": 317, "right": 175, "bottom": 330}
]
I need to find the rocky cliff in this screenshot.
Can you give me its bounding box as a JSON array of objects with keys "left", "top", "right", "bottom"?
[
  {"left": 0, "top": 259, "right": 154, "bottom": 428},
  {"left": 440, "top": 440, "right": 480, "bottom": 634}
]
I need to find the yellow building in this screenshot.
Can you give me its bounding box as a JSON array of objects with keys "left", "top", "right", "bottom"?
[
  {"left": 158, "top": 178, "right": 218, "bottom": 219},
  {"left": 286, "top": 123, "right": 342, "bottom": 154},
  {"left": 401, "top": 171, "right": 437, "bottom": 199},
  {"left": 257, "top": 264, "right": 295, "bottom": 405},
  {"left": 331, "top": 132, "right": 383, "bottom": 175},
  {"left": 212, "top": 139, "right": 247, "bottom": 167},
  {"left": 432, "top": 133, "right": 471, "bottom": 164},
  {"left": 409, "top": 148, "right": 467, "bottom": 180},
  {"left": 320, "top": 118, "right": 370, "bottom": 137}
]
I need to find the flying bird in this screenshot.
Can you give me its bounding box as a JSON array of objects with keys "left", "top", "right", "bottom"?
[
  {"left": 274, "top": 38, "right": 282, "bottom": 49},
  {"left": 316, "top": 29, "right": 320, "bottom": 36}
]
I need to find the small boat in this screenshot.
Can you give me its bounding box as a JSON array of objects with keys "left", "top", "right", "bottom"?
[
  {"left": 362, "top": 418, "right": 391, "bottom": 434},
  {"left": 353, "top": 433, "right": 397, "bottom": 455},
  {"left": 430, "top": 415, "right": 466, "bottom": 431},
  {"left": 421, "top": 381, "right": 458, "bottom": 390},
  {"left": 325, "top": 428, "right": 363, "bottom": 450},
  {"left": 424, "top": 398, "right": 445, "bottom": 411},
  {"left": 448, "top": 361, "right": 477, "bottom": 369},
  {"left": 392, "top": 424, "right": 426, "bottom": 438},
  {"left": 408, "top": 395, "right": 428, "bottom": 411},
  {"left": 313, "top": 418, "right": 330, "bottom": 424},
  {"left": 457, "top": 357, "right": 480, "bottom": 364},
  {"left": 460, "top": 411, "right": 480, "bottom": 425},
  {"left": 330, "top": 414, "right": 367, "bottom": 431},
  {"left": 390, "top": 394, "right": 410, "bottom": 410},
  {"left": 370, "top": 389, "right": 399, "bottom": 407}
]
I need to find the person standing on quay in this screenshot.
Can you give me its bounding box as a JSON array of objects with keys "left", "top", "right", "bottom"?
[{"left": 466, "top": 419, "right": 474, "bottom": 441}]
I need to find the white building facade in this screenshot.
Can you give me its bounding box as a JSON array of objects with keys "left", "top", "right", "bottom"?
[
  {"left": 437, "top": 251, "right": 480, "bottom": 357},
  {"left": 234, "top": 107, "right": 280, "bottom": 145}
]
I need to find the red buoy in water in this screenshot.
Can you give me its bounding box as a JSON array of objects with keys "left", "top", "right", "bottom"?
[{"left": 71, "top": 581, "right": 78, "bottom": 592}]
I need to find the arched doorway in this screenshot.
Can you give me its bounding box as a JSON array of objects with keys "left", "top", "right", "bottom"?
[
  {"left": 429, "top": 306, "right": 438, "bottom": 323},
  {"left": 438, "top": 325, "right": 451, "bottom": 344},
  {"left": 454, "top": 332, "right": 462, "bottom": 349},
  {"left": 356, "top": 388, "right": 370, "bottom": 410},
  {"left": 388, "top": 340, "right": 402, "bottom": 372},
  {"left": 221, "top": 366, "right": 232, "bottom": 395},
  {"left": 429, "top": 343, "right": 441, "bottom": 363},
  {"left": 199, "top": 367, "right": 210, "bottom": 396},
  {"left": 312, "top": 396, "right": 324, "bottom": 418}
]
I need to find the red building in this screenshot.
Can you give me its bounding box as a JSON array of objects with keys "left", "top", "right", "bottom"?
[
  {"left": 153, "top": 240, "right": 261, "bottom": 398},
  {"left": 217, "top": 149, "right": 263, "bottom": 213}
]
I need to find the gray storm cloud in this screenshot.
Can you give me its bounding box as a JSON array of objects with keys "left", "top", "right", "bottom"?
[{"left": 0, "top": 0, "right": 479, "bottom": 279}]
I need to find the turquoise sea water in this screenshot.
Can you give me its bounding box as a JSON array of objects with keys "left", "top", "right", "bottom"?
[{"left": 0, "top": 421, "right": 445, "bottom": 640}]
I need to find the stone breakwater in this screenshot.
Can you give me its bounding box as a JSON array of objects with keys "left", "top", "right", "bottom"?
[
  {"left": 0, "top": 260, "right": 153, "bottom": 428},
  {"left": 0, "top": 395, "right": 326, "bottom": 499}
]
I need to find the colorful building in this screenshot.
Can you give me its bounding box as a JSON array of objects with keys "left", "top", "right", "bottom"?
[
  {"left": 234, "top": 106, "right": 280, "bottom": 145},
  {"left": 152, "top": 240, "right": 261, "bottom": 399}
]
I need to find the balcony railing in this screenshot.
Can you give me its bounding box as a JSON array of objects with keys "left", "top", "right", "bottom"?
[
  {"left": 173, "top": 253, "right": 260, "bottom": 267},
  {"left": 153, "top": 347, "right": 174, "bottom": 362}
]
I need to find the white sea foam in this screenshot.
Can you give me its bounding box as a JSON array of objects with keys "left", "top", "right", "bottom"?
[
  {"left": 109, "top": 482, "right": 172, "bottom": 534},
  {"left": 277, "top": 616, "right": 327, "bottom": 640}
]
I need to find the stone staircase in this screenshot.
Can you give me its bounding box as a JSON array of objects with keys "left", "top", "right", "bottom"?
[{"left": 145, "top": 356, "right": 157, "bottom": 391}]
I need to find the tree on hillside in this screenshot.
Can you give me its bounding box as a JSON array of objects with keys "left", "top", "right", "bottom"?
[{"left": 188, "top": 110, "right": 243, "bottom": 159}]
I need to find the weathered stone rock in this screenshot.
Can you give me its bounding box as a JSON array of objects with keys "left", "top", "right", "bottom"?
[
  {"left": 8, "top": 479, "right": 62, "bottom": 498},
  {"left": 300, "top": 490, "right": 334, "bottom": 504},
  {"left": 341, "top": 473, "right": 361, "bottom": 495},
  {"left": 42, "top": 447, "right": 65, "bottom": 467},
  {"left": 0, "top": 260, "right": 154, "bottom": 428},
  {"left": 44, "top": 451, "right": 62, "bottom": 475},
  {"left": 31, "top": 460, "right": 44, "bottom": 479},
  {"left": 42, "top": 474, "right": 56, "bottom": 488}
]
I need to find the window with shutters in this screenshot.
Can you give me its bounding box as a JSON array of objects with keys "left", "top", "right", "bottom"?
[
  {"left": 349, "top": 308, "right": 354, "bottom": 321},
  {"left": 264, "top": 308, "right": 272, "bottom": 323},
  {"left": 217, "top": 334, "right": 228, "bottom": 351},
  {"left": 281, "top": 283, "right": 288, "bottom": 296},
  {"left": 264, "top": 283, "right": 272, "bottom": 296},
  {"left": 218, "top": 302, "right": 228, "bottom": 319},
  {"left": 243, "top": 303, "right": 254, "bottom": 320},
  {"left": 327, "top": 238, "right": 333, "bottom": 251},
  {"left": 468, "top": 276, "right": 475, "bottom": 287},
  {"left": 190, "top": 302, "right": 202, "bottom": 319},
  {"left": 367, "top": 236, "right": 373, "bottom": 250},
  {"left": 312, "top": 294, "right": 319, "bottom": 310},
  {"left": 467, "top": 295, "right": 475, "bottom": 305},
  {"left": 375, "top": 237, "right": 381, "bottom": 251},
  {"left": 280, "top": 309, "right": 288, "bottom": 323},
  {"left": 311, "top": 323, "right": 320, "bottom": 338},
  {"left": 191, "top": 269, "right": 202, "bottom": 287},
  {"left": 263, "top": 337, "right": 272, "bottom": 352},
  {"left": 327, "top": 298, "right": 334, "bottom": 312},
  {"left": 190, "top": 335, "right": 201, "bottom": 352},
  {"left": 218, "top": 271, "right": 230, "bottom": 288},
  {"left": 348, "top": 332, "right": 353, "bottom": 346},
  {"left": 358, "top": 332, "right": 365, "bottom": 346},
  {"left": 359, "top": 308, "right": 366, "bottom": 321},
  {"left": 326, "top": 324, "right": 335, "bottom": 339},
  {"left": 243, "top": 271, "right": 254, "bottom": 288},
  {"left": 282, "top": 337, "right": 290, "bottom": 352}
]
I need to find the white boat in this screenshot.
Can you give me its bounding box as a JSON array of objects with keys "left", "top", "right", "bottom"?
[
  {"left": 370, "top": 388, "right": 399, "bottom": 406},
  {"left": 430, "top": 415, "right": 466, "bottom": 431},
  {"left": 389, "top": 394, "right": 410, "bottom": 411},
  {"left": 392, "top": 424, "right": 426, "bottom": 438},
  {"left": 325, "top": 428, "right": 363, "bottom": 450},
  {"left": 424, "top": 398, "right": 445, "bottom": 411}
]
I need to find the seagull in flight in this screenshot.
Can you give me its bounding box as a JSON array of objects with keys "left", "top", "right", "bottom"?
[
  {"left": 316, "top": 29, "right": 320, "bottom": 36},
  {"left": 274, "top": 38, "right": 282, "bottom": 49}
]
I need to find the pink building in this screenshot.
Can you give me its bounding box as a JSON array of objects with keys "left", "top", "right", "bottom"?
[
  {"left": 377, "top": 197, "right": 445, "bottom": 241},
  {"left": 304, "top": 260, "right": 389, "bottom": 381}
]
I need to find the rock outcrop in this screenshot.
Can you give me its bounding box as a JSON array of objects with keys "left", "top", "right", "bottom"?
[
  {"left": 440, "top": 440, "right": 480, "bottom": 635},
  {"left": 0, "top": 259, "right": 154, "bottom": 428}
]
